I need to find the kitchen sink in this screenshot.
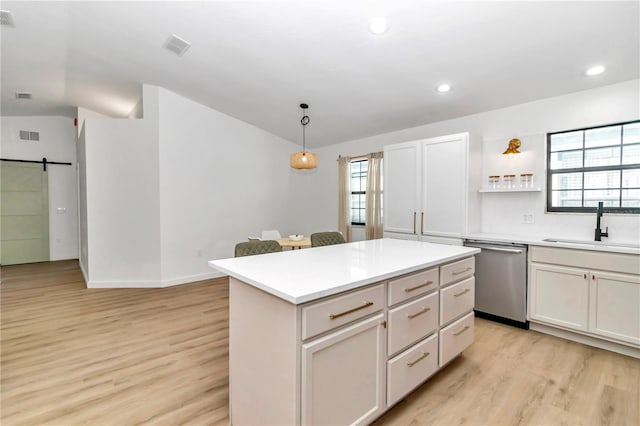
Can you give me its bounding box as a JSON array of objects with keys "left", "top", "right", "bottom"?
[{"left": 542, "top": 238, "right": 640, "bottom": 249}]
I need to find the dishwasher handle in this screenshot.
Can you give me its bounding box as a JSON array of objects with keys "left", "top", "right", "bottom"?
[{"left": 478, "top": 246, "right": 524, "bottom": 254}]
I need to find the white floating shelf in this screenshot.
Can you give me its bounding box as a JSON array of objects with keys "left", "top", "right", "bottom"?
[{"left": 479, "top": 187, "right": 542, "bottom": 193}]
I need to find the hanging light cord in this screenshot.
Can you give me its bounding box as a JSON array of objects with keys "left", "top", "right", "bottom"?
[{"left": 300, "top": 104, "right": 309, "bottom": 155}]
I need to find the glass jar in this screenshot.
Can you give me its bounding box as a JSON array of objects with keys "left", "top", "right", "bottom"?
[
  {"left": 520, "top": 173, "right": 534, "bottom": 188},
  {"left": 503, "top": 174, "right": 516, "bottom": 189},
  {"left": 488, "top": 175, "right": 501, "bottom": 189}
]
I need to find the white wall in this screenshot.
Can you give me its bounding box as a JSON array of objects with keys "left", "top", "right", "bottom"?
[
  {"left": 1, "top": 116, "right": 79, "bottom": 260},
  {"left": 82, "top": 85, "right": 161, "bottom": 285},
  {"left": 299, "top": 79, "right": 640, "bottom": 244},
  {"left": 79, "top": 84, "right": 301, "bottom": 287},
  {"left": 156, "top": 87, "right": 300, "bottom": 283}
]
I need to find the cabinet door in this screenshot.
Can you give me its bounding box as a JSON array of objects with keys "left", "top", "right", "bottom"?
[
  {"left": 383, "top": 142, "right": 420, "bottom": 234},
  {"left": 589, "top": 271, "right": 640, "bottom": 345},
  {"left": 529, "top": 263, "right": 589, "bottom": 331},
  {"left": 301, "top": 313, "right": 386, "bottom": 425},
  {"left": 421, "top": 133, "right": 468, "bottom": 237}
]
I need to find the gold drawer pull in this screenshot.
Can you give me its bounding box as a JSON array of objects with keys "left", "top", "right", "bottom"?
[
  {"left": 451, "top": 267, "right": 472, "bottom": 276},
  {"left": 406, "top": 351, "right": 430, "bottom": 367},
  {"left": 453, "top": 325, "right": 470, "bottom": 336},
  {"left": 453, "top": 288, "right": 470, "bottom": 297},
  {"left": 407, "top": 307, "right": 430, "bottom": 319},
  {"left": 329, "top": 301, "right": 374, "bottom": 320},
  {"left": 404, "top": 281, "right": 433, "bottom": 293}
]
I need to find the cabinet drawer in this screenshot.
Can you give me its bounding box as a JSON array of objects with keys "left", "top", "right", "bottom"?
[
  {"left": 388, "top": 268, "right": 439, "bottom": 306},
  {"left": 302, "top": 284, "right": 385, "bottom": 340},
  {"left": 388, "top": 292, "right": 439, "bottom": 356},
  {"left": 440, "top": 257, "right": 475, "bottom": 286},
  {"left": 439, "top": 312, "right": 474, "bottom": 367},
  {"left": 440, "top": 277, "right": 475, "bottom": 326},
  {"left": 387, "top": 333, "right": 438, "bottom": 406}
]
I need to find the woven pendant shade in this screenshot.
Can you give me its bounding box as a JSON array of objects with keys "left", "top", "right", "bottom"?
[
  {"left": 290, "top": 151, "right": 318, "bottom": 169},
  {"left": 291, "top": 103, "right": 318, "bottom": 170}
]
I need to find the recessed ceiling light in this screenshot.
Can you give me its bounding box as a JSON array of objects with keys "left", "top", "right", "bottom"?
[
  {"left": 586, "top": 65, "right": 605, "bottom": 76},
  {"left": 437, "top": 83, "right": 451, "bottom": 93},
  {"left": 369, "top": 17, "right": 389, "bottom": 35}
]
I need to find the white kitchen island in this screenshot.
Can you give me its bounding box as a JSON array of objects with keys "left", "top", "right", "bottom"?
[{"left": 209, "top": 238, "right": 480, "bottom": 426}]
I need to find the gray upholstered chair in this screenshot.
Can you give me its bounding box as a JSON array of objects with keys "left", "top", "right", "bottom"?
[
  {"left": 310, "top": 231, "right": 346, "bottom": 247},
  {"left": 234, "top": 240, "right": 282, "bottom": 257}
]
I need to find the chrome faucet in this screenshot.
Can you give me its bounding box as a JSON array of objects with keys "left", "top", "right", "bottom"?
[{"left": 595, "top": 201, "right": 609, "bottom": 241}]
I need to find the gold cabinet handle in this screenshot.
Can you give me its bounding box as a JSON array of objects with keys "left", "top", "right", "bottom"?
[
  {"left": 451, "top": 267, "right": 472, "bottom": 276},
  {"left": 453, "top": 325, "right": 470, "bottom": 336},
  {"left": 407, "top": 307, "right": 430, "bottom": 319},
  {"left": 406, "top": 351, "right": 430, "bottom": 367},
  {"left": 421, "top": 212, "right": 424, "bottom": 235},
  {"left": 413, "top": 212, "right": 417, "bottom": 234},
  {"left": 404, "top": 281, "right": 433, "bottom": 293},
  {"left": 329, "top": 301, "right": 374, "bottom": 320},
  {"left": 453, "top": 288, "right": 470, "bottom": 297}
]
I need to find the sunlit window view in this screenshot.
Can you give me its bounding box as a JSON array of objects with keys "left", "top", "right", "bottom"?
[
  {"left": 547, "top": 121, "right": 640, "bottom": 212},
  {"left": 351, "top": 160, "right": 368, "bottom": 224}
]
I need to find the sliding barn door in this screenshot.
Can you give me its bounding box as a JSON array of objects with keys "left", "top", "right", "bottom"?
[{"left": 1, "top": 162, "right": 49, "bottom": 265}]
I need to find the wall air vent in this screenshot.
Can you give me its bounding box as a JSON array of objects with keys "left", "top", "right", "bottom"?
[
  {"left": 0, "top": 10, "right": 15, "bottom": 27},
  {"left": 164, "top": 34, "right": 191, "bottom": 57},
  {"left": 19, "top": 130, "right": 39, "bottom": 141},
  {"left": 15, "top": 91, "right": 32, "bottom": 99}
]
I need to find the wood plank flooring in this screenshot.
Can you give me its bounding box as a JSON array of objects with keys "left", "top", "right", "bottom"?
[{"left": 2, "top": 260, "right": 639, "bottom": 425}]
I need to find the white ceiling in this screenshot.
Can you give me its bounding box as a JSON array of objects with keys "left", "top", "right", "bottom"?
[{"left": 1, "top": 1, "right": 638, "bottom": 147}]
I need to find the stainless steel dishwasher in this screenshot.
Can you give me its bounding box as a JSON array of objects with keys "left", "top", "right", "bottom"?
[{"left": 464, "top": 240, "right": 529, "bottom": 329}]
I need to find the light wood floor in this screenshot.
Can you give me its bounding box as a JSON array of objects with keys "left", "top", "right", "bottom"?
[{"left": 2, "top": 261, "right": 639, "bottom": 425}]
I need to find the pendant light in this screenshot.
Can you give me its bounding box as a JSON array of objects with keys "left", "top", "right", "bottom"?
[{"left": 290, "top": 103, "right": 318, "bottom": 169}]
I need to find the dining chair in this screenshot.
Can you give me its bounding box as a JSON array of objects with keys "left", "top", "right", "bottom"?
[
  {"left": 234, "top": 240, "right": 283, "bottom": 257},
  {"left": 310, "top": 231, "right": 346, "bottom": 247},
  {"left": 261, "top": 230, "right": 282, "bottom": 240}
]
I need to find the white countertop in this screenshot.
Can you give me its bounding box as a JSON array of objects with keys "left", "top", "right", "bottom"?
[
  {"left": 209, "top": 238, "right": 480, "bottom": 304},
  {"left": 464, "top": 232, "right": 640, "bottom": 255}
]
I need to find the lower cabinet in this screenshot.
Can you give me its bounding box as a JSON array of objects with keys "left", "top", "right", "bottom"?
[
  {"left": 301, "top": 313, "right": 386, "bottom": 426},
  {"left": 387, "top": 333, "right": 438, "bottom": 406},
  {"left": 590, "top": 271, "right": 640, "bottom": 345},
  {"left": 439, "top": 312, "right": 475, "bottom": 367},
  {"left": 229, "top": 255, "right": 477, "bottom": 425},
  {"left": 529, "top": 263, "right": 590, "bottom": 331},
  {"left": 529, "top": 246, "right": 640, "bottom": 349}
]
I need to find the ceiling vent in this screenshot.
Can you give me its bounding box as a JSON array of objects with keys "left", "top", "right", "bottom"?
[
  {"left": 164, "top": 34, "right": 191, "bottom": 57},
  {"left": 0, "top": 10, "right": 15, "bottom": 27},
  {"left": 15, "top": 91, "right": 32, "bottom": 99},
  {"left": 19, "top": 130, "right": 39, "bottom": 141}
]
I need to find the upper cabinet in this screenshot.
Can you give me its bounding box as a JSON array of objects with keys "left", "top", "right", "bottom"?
[
  {"left": 383, "top": 141, "right": 421, "bottom": 234},
  {"left": 384, "top": 133, "right": 469, "bottom": 239}
]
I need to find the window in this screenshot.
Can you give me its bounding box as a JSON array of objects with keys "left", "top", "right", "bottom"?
[
  {"left": 350, "top": 159, "right": 367, "bottom": 225},
  {"left": 547, "top": 120, "right": 640, "bottom": 213}
]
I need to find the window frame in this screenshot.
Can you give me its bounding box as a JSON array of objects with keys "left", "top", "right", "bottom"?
[
  {"left": 546, "top": 119, "right": 640, "bottom": 214},
  {"left": 350, "top": 159, "right": 367, "bottom": 226}
]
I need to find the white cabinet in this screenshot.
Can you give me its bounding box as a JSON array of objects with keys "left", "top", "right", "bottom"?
[
  {"left": 383, "top": 141, "right": 421, "bottom": 234},
  {"left": 421, "top": 135, "right": 468, "bottom": 237},
  {"left": 383, "top": 133, "right": 469, "bottom": 239},
  {"left": 228, "top": 254, "right": 477, "bottom": 425},
  {"left": 589, "top": 271, "right": 640, "bottom": 345},
  {"left": 301, "top": 313, "right": 386, "bottom": 426},
  {"left": 528, "top": 246, "right": 640, "bottom": 351},
  {"left": 529, "top": 263, "right": 589, "bottom": 332}
]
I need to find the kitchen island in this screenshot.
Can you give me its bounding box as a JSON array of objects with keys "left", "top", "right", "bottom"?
[{"left": 209, "top": 238, "right": 480, "bottom": 425}]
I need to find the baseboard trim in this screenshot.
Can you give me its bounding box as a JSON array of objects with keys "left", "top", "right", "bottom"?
[
  {"left": 87, "top": 271, "right": 225, "bottom": 288},
  {"left": 530, "top": 322, "right": 640, "bottom": 359}
]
